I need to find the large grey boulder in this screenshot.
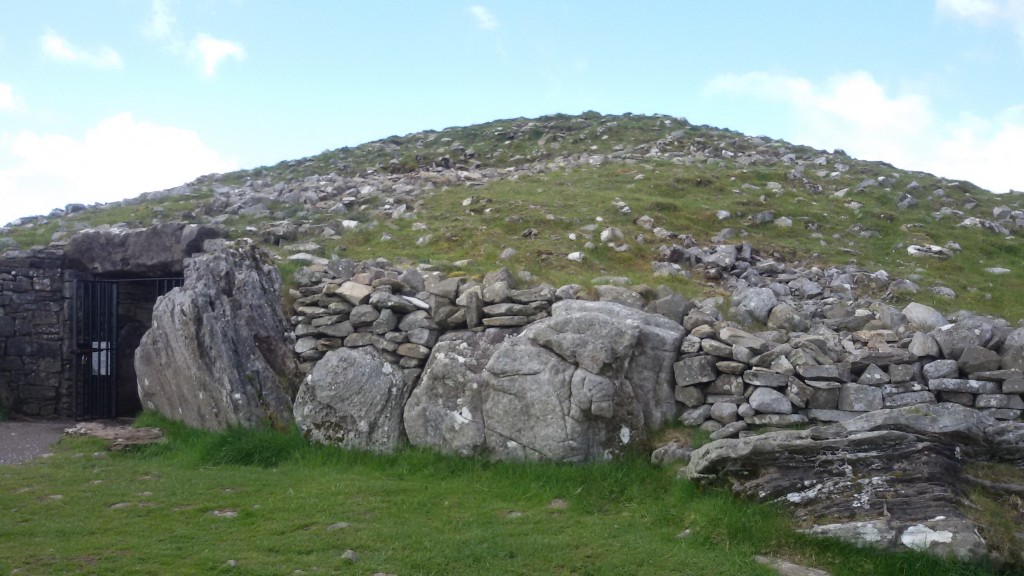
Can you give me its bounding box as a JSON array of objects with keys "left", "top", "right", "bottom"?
[
  {"left": 686, "top": 404, "right": 1023, "bottom": 562},
  {"left": 528, "top": 300, "right": 686, "bottom": 431},
  {"left": 294, "top": 347, "right": 411, "bottom": 452},
  {"left": 405, "top": 300, "right": 684, "bottom": 462},
  {"left": 403, "top": 329, "right": 514, "bottom": 456},
  {"left": 66, "top": 223, "right": 223, "bottom": 276},
  {"left": 135, "top": 243, "right": 299, "bottom": 431}
]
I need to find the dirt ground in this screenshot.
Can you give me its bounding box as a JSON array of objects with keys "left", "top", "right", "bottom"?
[{"left": 0, "top": 418, "right": 73, "bottom": 465}]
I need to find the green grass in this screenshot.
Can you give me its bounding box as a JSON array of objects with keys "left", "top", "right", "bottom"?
[
  {"left": 0, "top": 415, "right": 1010, "bottom": 575},
  {"left": 283, "top": 153, "right": 1022, "bottom": 321}
]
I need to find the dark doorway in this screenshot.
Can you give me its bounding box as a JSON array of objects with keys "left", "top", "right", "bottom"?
[{"left": 71, "top": 278, "right": 182, "bottom": 420}]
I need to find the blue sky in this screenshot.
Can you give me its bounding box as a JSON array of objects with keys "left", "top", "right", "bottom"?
[{"left": 2, "top": 1, "right": 1023, "bottom": 225}]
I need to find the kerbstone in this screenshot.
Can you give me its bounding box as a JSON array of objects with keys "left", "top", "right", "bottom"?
[{"left": 838, "top": 384, "right": 883, "bottom": 412}]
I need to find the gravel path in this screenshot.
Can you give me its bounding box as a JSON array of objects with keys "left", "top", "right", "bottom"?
[{"left": 0, "top": 419, "right": 73, "bottom": 465}]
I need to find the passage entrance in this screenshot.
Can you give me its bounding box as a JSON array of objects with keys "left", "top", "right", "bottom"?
[{"left": 71, "top": 278, "right": 182, "bottom": 420}]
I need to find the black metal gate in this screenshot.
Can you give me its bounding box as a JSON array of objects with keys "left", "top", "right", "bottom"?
[{"left": 71, "top": 278, "right": 183, "bottom": 420}]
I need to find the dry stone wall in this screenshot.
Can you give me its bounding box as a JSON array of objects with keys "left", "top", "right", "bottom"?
[
  {"left": 0, "top": 248, "right": 68, "bottom": 416},
  {"left": 290, "top": 255, "right": 1024, "bottom": 456}
]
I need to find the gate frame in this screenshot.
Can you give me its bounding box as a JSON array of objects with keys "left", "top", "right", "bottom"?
[{"left": 70, "top": 277, "right": 182, "bottom": 420}]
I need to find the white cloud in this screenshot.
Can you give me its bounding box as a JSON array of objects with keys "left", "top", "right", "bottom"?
[
  {"left": 0, "top": 83, "right": 14, "bottom": 111},
  {"left": 144, "top": 0, "right": 179, "bottom": 45},
  {"left": 470, "top": 6, "right": 499, "bottom": 30},
  {"left": 937, "top": 0, "right": 1001, "bottom": 19},
  {"left": 705, "top": 71, "right": 1024, "bottom": 193},
  {"left": 937, "top": 0, "right": 1024, "bottom": 45},
  {"left": 0, "top": 112, "right": 237, "bottom": 225},
  {"left": 190, "top": 34, "right": 245, "bottom": 77},
  {"left": 144, "top": 0, "right": 176, "bottom": 40},
  {"left": 40, "top": 31, "right": 123, "bottom": 70}
]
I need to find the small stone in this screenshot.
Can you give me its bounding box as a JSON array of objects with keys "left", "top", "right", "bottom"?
[
  {"left": 481, "top": 316, "right": 529, "bottom": 327},
  {"left": 397, "top": 343, "right": 431, "bottom": 359},
  {"left": 326, "top": 522, "right": 351, "bottom": 530},
  {"left": 753, "top": 555, "right": 832, "bottom": 576},
  {"left": 837, "top": 384, "right": 883, "bottom": 412},
  {"left": 958, "top": 345, "right": 1002, "bottom": 375},
  {"left": 674, "top": 355, "right": 718, "bottom": 387},
  {"left": 1003, "top": 378, "right": 1024, "bottom": 394},
  {"left": 548, "top": 498, "right": 569, "bottom": 510},
  {"left": 743, "top": 369, "right": 790, "bottom": 388},
  {"left": 743, "top": 414, "right": 808, "bottom": 426},
  {"left": 975, "top": 394, "right": 1024, "bottom": 410},
  {"left": 674, "top": 385, "right": 705, "bottom": 407},
  {"left": 888, "top": 363, "right": 915, "bottom": 384},
  {"left": 706, "top": 374, "right": 744, "bottom": 396},
  {"left": 923, "top": 359, "right": 959, "bottom": 380},
  {"left": 857, "top": 364, "right": 890, "bottom": 386},
  {"left": 679, "top": 405, "right": 712, "bottom": 426},
  {"left": 709, "top": 402, "right": 739, "bottom": 424},
  {"left": 336, "top": 281, "right": 373, "bottom": 306},
  {"left": 341, "top": 549, "right": 358, "bottom": 562},
  {"left": 797, "top": 364, "right": 851, "bottom": 382},
  {"left": 699, "top": 420, "right": 723, "bottom": 433},
  {"left": 883, "top": 391, "right": 937, "bottom": 408},
  {"left": 701, "top": 338, "right": 733, "bottom": 358},
  {"left": 928, "top": 378, "right": 1000, "bottom": 394},
  {"left": 748, "top": 387, "right": 792, "bottom": 414},
  {"left": 709, "top": 421, "right": 747, "bottom": 440}
]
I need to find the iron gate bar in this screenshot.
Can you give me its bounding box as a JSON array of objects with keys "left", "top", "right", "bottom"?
[{"left": 71, "top": 277, "right": 183, "bottom": 420}]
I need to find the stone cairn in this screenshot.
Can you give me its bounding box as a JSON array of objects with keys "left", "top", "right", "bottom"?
[{"left": 289, "top": 252, "right": 1024, "bottom": 440}]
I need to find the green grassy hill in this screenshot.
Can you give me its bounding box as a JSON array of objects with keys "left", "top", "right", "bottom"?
[{"left": 4, "top": 111, "right": 1023, "bottom": 322}]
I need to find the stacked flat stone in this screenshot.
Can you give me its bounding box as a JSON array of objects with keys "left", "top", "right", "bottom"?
[
  {"left": 675, "top": 310, "right": 1024, "bottom": 438},
  {"left": 288, "top": 259, "right": 696, "bottom": 392},
  {"left": 288, "top": 260, "right": 564, "bottom": 387},
  {"left": 0, "top": 248, "right": 67, "bottom": 416}
]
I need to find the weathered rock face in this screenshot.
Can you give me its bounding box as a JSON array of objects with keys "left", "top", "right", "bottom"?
[
  {"left": 66, "top": 223, "right": 224, "bottom": 276},
  {"left": 685, "top": 404, "right": 1024, "bottom": 562},
  {"left": 135, "top": 243, "right": 299, "bottom": 431},
  {"left": 293, "top": 346, "right": 411, "bottom": 452},
  {"left": 404, "top": 300, "right": 684, "bottom": 462},
  {"left": 404, "top": 329, "right": 513, "bottom": 457}
]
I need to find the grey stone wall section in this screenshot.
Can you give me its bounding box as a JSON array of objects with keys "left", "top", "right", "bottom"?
[{"left": 0, "top": 249, "right": 68, "bottom": 417}]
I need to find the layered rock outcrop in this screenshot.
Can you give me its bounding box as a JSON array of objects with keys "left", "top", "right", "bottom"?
[
  {"left": 135, "top": 242, "right": 299, "bottom": 430},
  {"left": 685, "top": 404, "right": 1024, "bottom": 561}
]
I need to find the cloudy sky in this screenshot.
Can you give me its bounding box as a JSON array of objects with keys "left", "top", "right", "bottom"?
[{"left": 1, "top": 1, "right": 1023, "bottom": 225}]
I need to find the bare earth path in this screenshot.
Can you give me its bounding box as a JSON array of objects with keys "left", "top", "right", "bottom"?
[{"left": 0, "top": 419, "right": 73, "bottom": 465}]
